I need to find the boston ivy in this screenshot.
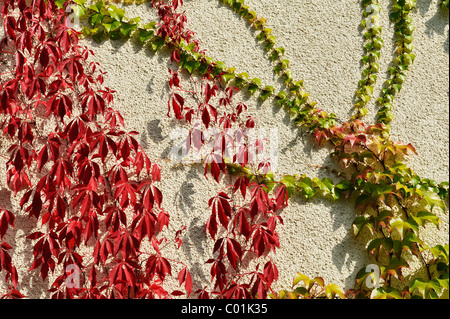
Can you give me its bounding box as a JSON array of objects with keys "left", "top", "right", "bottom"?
[{"left": 0, "top": 0, "right": 448, "bottom": 299}]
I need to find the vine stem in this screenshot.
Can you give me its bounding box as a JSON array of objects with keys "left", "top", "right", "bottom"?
[
  {"left": 394, "top": 193, "right": 432, "bottom": 281},
  {"left": 360, "top": 144, "right": 432, "bottom": 281}
]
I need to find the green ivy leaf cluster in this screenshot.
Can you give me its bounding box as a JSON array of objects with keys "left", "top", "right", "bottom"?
[
  {"left": 271, "top": 272, "right": 346, "bottom": 299},
  {"left": 376, "top": 0, "right": 416, "bottom": 130},
  {"left": 219, "top": 0, "right": 344, "bottom": 137},
  {"left": 353, "top": 0, "right": 382, "bottom": 119},
  {"left": 72, "top": 0, "right": 163, "bottom": 49}
]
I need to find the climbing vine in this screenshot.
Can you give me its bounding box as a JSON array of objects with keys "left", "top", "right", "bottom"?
[
  {"left": 0, "top": 0, "right": 192, "bottom": 299},
  {"left": 0, "top": 0, "right": 448, "bottom": 299}
]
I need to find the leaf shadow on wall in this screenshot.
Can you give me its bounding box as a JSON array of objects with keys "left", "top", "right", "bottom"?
[
  {"left": 0, "top": 187, "right": 52, "bottom": 298},
  {"left": 416, "top": 0, "right": 449, "bottom": 53},
  {"left": 173, "top": 165, "right": 214, "bottom": 294}
]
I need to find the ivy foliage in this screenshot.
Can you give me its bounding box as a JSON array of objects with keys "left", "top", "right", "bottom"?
[{"left": 64, "top": 0, "right": 448, "bottom": 299}]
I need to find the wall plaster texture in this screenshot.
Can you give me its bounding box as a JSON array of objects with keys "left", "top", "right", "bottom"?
[{"left": 0, "top": 0, "right": 448, "bottom": 298}]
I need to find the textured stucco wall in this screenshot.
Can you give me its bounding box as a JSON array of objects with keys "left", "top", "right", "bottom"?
[{"left": 0, "top": 0, "right": 448, "bottom": 298}]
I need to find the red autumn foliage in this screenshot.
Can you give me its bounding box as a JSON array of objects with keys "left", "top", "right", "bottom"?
[
  {"left": 0, "top": 0, "right": 190, "bottom": 299},
  {"left": 157, "top": 0, "right": 287, "bottom": 299}
]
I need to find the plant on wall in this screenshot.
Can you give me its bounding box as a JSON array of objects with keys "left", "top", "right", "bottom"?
[
  {"left": 0, "top": 0, "right": 448, "bottom": 299},
  {"left": 0, "top": 0, "right": 192, "bottom": 299}
]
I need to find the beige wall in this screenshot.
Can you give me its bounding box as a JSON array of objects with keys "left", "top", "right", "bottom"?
[{"left": 0, "top": 0, "right": 448, "bottom": 297}]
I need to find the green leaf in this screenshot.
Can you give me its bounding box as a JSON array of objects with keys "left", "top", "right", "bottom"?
[
  {"left": 411, "top": 211, "right": 440, "bottom": 229},
  {"left": 256, "top": 31, "right": 266, "bottom": 41},
  {"left": 277, "top": 91, "right": 287, "bottom": 100},
  {"left": 138, "top": 29, "right": 154, "bottom": 43},
  {"left": 361, "top": 55, "right": 370, "bottom": 64},
  {"left": 410, "top": 278, "right": 443, "bottom": 299},
  {"left": 430, "top": 244, "right": 449, "bottom": 263},
  {"left": 313, "top": 178, "right": 339, "bottom": 200},
  {"left": 214, "top": 61, "right": 226, "bottom": 71},
  {"left": 107, "top": 5, "right": 125, "bottom": 22},
  {"left": 245, "top": 10, "right": 257, "bottom": 21},
  {"left": 55, "top": 0, "right": 68, "bottom": 8},
  {"left": 247, "top": 84, "right": 259, "bottom": 95},
  {"left": 293, "top": 286, "right": 309, "bottom": 297},
  {"left": 89, "top": 13, "right": 104, "bottom": 27},
  {"left": 293, "top": 272, "right": 310, "bottom": 287},
  {"left": 370, "top": 287, "right": 403, "bottom": 299},
  {"left": 108, "top": 30, "right": 120, "bottom": 40},
  {"left": 281, "top": 175, "right": 296, "bottom": 197},
  {"left": 284, "top": 70, "right": 293, "bottom": 84},
  {"left": 275, "top": 47, "right": 285, "bottom": 55},
  {"left": 143, "top": 21, "right": 157, "bottom": 29},
  {"left": 250, "top": 77, "right": 262, "bottom": 87},
  {"left": 259, "top": 89, "right": 272, "bottom": 101},
  {"left": 185, "top": 60, "right": 200, "bottom": 74},
  {"left": 119, "top": 23, "right": 137, "bottom": 38},
  {"left": 297, "top": 177, "right": 316, "bottom": 200},
  {"left": 373, "top": 37, "right": 384, "bottom": 50},
  {"left": 325, "top": 284, "right": 346, "bottom": 299},
  {"left": 370, "top": 62, "right": 379, "bottom": 72},
  {"left": 235, "top": 72, "right": 248, "bottom": 87},
  {"left": 367, "top": 237, "right": 393, "bottom": 260},
  {"left": 438, "top": 181, "right": 449, "bottom": 199},
  {"left": 384, "top": 257, "right": 409, "bottom": 280},
  {"left": 103, "top": 20, "right": 121, "bottom": 33},
  {"left": 336, "top": 180, "right": 352, "bottom": 190},
  {"left": 150, "top": 37, "right": 165, "bottom": 52},
  {"left": 92, "top": 29, "right": 104, "bottom": 42},
  {"left": 352, "top": 216, "right": 375, "bottom": 237},
  {"left": 71, "top": 3, "right": 86, "bottom": 18},
  {"left": 236, "top": 72, "right": 249, "bottom": 80},
  {"left": 221, "top": 72, "right": 235, "bottom": 84},
  {"left": 263, "top": 85, "right": 274, "bottom": 93},
  {"left": 355, "top": 194, "right": 373, "bottom": 213},
  {"left": 423, "top": 190, "right": 446, "bottom": 211},
  {"left": 401, "top": 232, "right": 423, "bottom": 256},
  {"left": 88, "top": 0, "right": 103, "bottom": 13},
  {"left": 390, "top": 217, "right": 418, "bottom": 239},
  {"left": 355, "top": 266, "right": 380, "bottom": 289}
]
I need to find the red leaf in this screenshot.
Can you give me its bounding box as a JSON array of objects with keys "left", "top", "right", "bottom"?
[
  {"left": 184, "top": 268, "right": 193, "bottom": 296},
  {"left": 169, "top": 69, "right": 180, "bottom": 88},
  {"left": 344, "top": 134, "right": 357, "bottom": 148},
  {"left": 171, "top": 50, "right": 180, "bottom": 63},
  {"left": 152, "top": 185, "right": 163, "bottom": 208},
  {"left": 88, "top": 265, "right": 97, "bottom": 286},
  {"left": 178, "top": 267, "right": 193, "bottom": 297},
  {"left": 0, "top": 210, "right": 15, "bottom": 239},
  {"left": 204, "top": 83, "right": 212, "bottom": 103},
  {"left": 233, "top": 176, "right": 249, "bottom": 199},
  {"left": 172, "top": 0, "right": 183, "bottom": 10},
  {"left": 171, "top": 95, "right": 183, "bottom": 120},
  {"left": 171, "top": 290, "right": 185, "bottom": 296},
  {"left": 250, "top": 183, "right": 270, "bottom": 215},
  {"left": 28, "top": 192, "right": 42, "bottom": 219},
  {"left": 209, "top": 192, "right": 232, "bottom": 228},
  {"left": 274, "top": 184, "right": 288, "bottom": 211},
  {"left": 226, "top": 238, "right": 242, "bottom": 269},
  {"left": 202, "top": 106, "right": 210, "bottom": 128},
  {"left": 263, "top": 260, "right": 278, "bottom": 285},
  {"left": 235, "top": 208, "right": 251, "bottom": 240},
  {"left": 191, "top": 127, "right": 203, "bottom": 151},
  {"left": 206, "top": 214, "right": 218, "bottom": 240},
  {"left": 143, "top": 187, "right": 154, "bottom": 211},
  {"left": 157, "top": 210, "right": 170, "bottom": 232},
  {"left": 152, "top": 164, "right": 161, "bottom": 182}
]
